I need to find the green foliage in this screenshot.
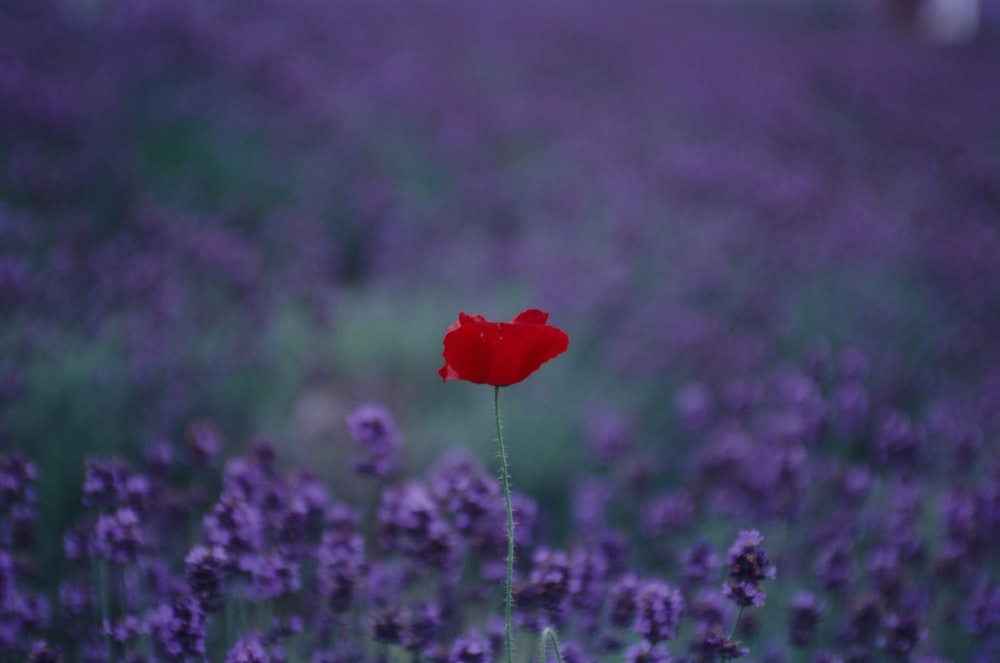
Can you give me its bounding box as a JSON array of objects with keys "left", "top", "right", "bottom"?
[{"left": 1, "top": 323, "right": 135, "bottom": 573}]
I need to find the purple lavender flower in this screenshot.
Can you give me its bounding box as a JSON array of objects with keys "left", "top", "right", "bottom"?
[
  {"left": 810, "top": 652, "right": 844, "bottom": 663},
  {"left": 242, "top": 551, "right": 301, "bottom": 601},
  {"left": 681, "top": 539, "right": 720, "bottom": 587},
  {"left": 608, "top": 573, "right": 640, "bottom": 629},
  {"left": 723, "top": 530, "right": 775, "bottom": 608},
  {"left": 689, "top": 589, "right": 734, "bottom": 630},
  {"left": 722, "top": 581, "right": 768, "bottom": 608},
  {"left": 102, "top": 614, "right": 145, "bottom": 644},
  {"left": 226, "top": 634, "right": 271, "bottom": 663},
  {"left": 58, "top": 580, "right": 93, "bottom": 619},
  {"left": 838, "top": 347, "right": 869, "bottom": 381},
  {"left": 583, "top": 407, "right": 635, "bottom": 462},
  {"left": 143, "top": 440, "right": 176, "bottom": 476},
  {"left": 376, "top": 481, "right": 458, "bottom": 570},
  {"left": 317, "top": 509, "right": 366, "bottom": 614},
  {"left": 624, "top": 639, "right": 672, "bottom": 663},
  {"left": 568, "top": 546, "right": 609, "bottom": 613},
  {"left": 840, "top": 594, "right": 883, "bottom": 650},
  {"left": 687, "top": 623, "right": 749, "bottom": 662},
  {"left": 346, "top": 403, "right": 402, "bottom": 477},
  {"left": 635, "top": 580, "right": 684, "bottom": 643},
  {"left": 518, "top": 548, "right": 572, "bottom": 627},
  {"left": 0, "top": 452, "right": 36, "bottom": 506},
  {"left": 429, "top": 450, "right": 499, "bottom": 538},
  {"left": 555, "top": 641, "right": 594, "bottom": 663},
  {"left": 222, "top": 457, "right": 267, "bottom": 504},
  {"left": 0, "top": 550, "right": 12, "bottom": 603},
  {"left": 882, "top": 611, "right": 926, "bottom": 659},
  {"left": 149, "top": 595, "right": 207, "bottom": 661},
  {"left": 82, "top": 458, "right": 129, "bottom": 509},
  {"left": 404, "top": 601, "right": 441, "bottom": 653},
  {"left": 788, "top": 591, "right": 821, "bottom": 647},
  {"left": 963, "top": 580, "right": 1000, "bottom": 635},
  {"left": 572, "top": 479, "right": 613, "bottom": 536},
  {"left": 676, "top": 381, "right": 715, "bottom": 433},
  {"left": 447, "top": 628, "right": 490, "bottom": 663},
  {"left": 184, "top": 544, "right": 228, "bottom": 612},
  {"left": 831, "top": 381, "right": 869, "bottom": 440},
  {"left": 725, "top": 531, "right": 776, "bottom": 584},
  {"left": 642, "top": 491, "right": 695, "bottom": 536},
  {"left": 370, "top": 607, "right": 408, "bottom": 645},
  {"left": 203, "top": 494, "right": 264, "bottom": 560},
  {"left": 90, "top": 507, "right": 144, "bottom": 564},
  {"left": 869, "top": 547, "right": 903, "bottom": 601},
  {"left": 510, "top": 491, "right": 539, "bottom": 549},
  {"left": 63, "top": 522, "right": 92, "bottom": 563},
  {"left": 815, "top": 539, "right": 853, "bottom": 594},
  {"left": 28, "top": 641, "right": 62, "bottom": 663},
  {"left": 875, "top": 410, "right": 923, "bottom": 471},
  {"left": 187, "top": 421, "right": 223, "bottom": 466}
]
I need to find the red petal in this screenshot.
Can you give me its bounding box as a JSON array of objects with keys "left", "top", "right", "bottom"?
[
  {"left": 440, "top": 319, "right": 496, "bottom": 384},
  {"left": 512, "top": 309, "right": 549, "bottom": 325},
  {"left": 439, "top": 310, "right": 569, "bottom": 386}
]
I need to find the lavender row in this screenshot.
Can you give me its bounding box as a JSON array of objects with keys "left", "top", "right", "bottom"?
[{"left": 3, "top": 341, "right": 999, "bottom": 661}]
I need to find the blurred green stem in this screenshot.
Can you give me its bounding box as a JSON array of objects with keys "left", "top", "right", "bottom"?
[
  {"left": 495, "top": 386, "right": 514, "bottom": 663},
  {"left": 538, "top": 626, "right": 564, "bottom": 663}
]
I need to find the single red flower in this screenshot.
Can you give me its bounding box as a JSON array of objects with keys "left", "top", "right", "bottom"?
[{"left": 438, "top": 309, "right": 570, "bottom": 387}]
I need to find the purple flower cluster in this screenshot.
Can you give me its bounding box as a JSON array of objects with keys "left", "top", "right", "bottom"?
[
  {"left": 346, "top": 403, "right": 402, "bottom": 477},
  {"left": 2, "top": 2, "right": 1000, "bottom": 661},
  {"left": 6, "top": 339, "right": 1000, "bottom": 662}
]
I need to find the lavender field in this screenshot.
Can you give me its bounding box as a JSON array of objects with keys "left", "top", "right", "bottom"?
[{"left": 2, "top": 0, "right": 1000, "bottom": 661}]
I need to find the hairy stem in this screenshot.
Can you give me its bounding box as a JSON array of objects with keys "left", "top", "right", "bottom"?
[
  {"left": 495, "top": 386, "right": 515, "bottom": 663},
  {"left": 538, "top": 626, "right": 564, "bottom": 663}
]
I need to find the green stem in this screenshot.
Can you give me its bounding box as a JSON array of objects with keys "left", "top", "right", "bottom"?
[
  {"left": 721, "top": 605, "right": 745, "bottom": 661},
  {"left": 728, "top": 606, "right": 744, "bottom": 641},
  {"left": 538, "top": 626, "right": 564, "bottom": 663},
  {"left": 98, "top": 559, "right": 112, "bottom": 663},
  {"left": 495, "top": 386, "right": 515, "bottom": 663}
]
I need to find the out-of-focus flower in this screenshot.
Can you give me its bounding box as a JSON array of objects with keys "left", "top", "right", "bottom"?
[
  {"left": 875, "top": 411, "right": 923, "bottom": 471},
  {"left": 346, "top": 403, "right": 402, "bottom": 477},
  {"left": 438, "top": 309, "right": 569, "bottom": 386},
  {"left": 681, "top": 540, "right": 720, "bottom": 587},
  {"left": 404, "top": 601, "right": 441, "bottom": 653},
  {"left": 583, "top": 407, "right": 636, "bottom": 462},
  {"left": 370, "top": 607, "right": 408, "bottom": 646},
  {"left": 518, "top": 548, "right": 572, "bottom": 628},
  {"left": 882, "top": 610, "right": 926, "bottom": 659},
  {"left": 377, "top": 481, "right": 458, "bottom": 570},
  {"left": 609, "top": 573, "right": 641, "bottom": 629},
  {"left": 149, "top": 595, "right": 207, "bottom": 661},
  {"left": 202, "top": 494, "right": 264, "bottom": 561},
  {"left": 28, "top": 641, "right": 62, "bottom": 663},
  {"left": 635, "top": 580, "right": 684, "bottom": 643},
  {"left": 82, "top": 458, "right": 129, "bottom": 509},
  {"left": 187, "top": 421, "right": 223, "bottom": 466},
  {"left": 0, "top": 453, "right": 36, "bottom": 506},
  {"left": 688, "top": 623, "right": 749, "bottom": 661},
  {"left": 185, "top": 545, "right": 227, "bottom": 612},
  {"left": 788, "top": 591, "right": 821, "bottom": 648},
  {"left": 90, "top": 507, "right": 144, "bottom": 564},
  {"left": 225, "top": 634, "right": 271, "bottom": 663},
  {"left": 317, "top": 505, "right": 365, "bottom": 614},
  {"left": 624, "top": 639, "right": 671, "bottom": 663},
  {"left": 840, "top": 594, "right": 883, "bottom": 650},
  {"left": 448, "top": 628, "right": 491, "bottom": 663},
  {"left": 242, "top": 551, "right": 301, "bottom": 601},
  {"left": 103, "top": 614, "right": 146, "bottom": 644}
]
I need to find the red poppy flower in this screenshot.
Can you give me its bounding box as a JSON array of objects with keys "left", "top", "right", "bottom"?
[{"left": 438, "top": 309, "right": 570, "bottom": 387}]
